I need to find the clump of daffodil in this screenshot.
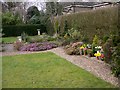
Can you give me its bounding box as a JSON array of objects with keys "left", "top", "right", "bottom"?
[
  {"left": 94, "top": 51, "right": 101, "bottom": 57},
  {"left": 80, "top": 46, "right": 84, "bottom": 49}
]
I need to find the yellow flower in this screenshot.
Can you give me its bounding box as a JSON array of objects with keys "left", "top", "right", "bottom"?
[
  {"left": 94, "top": 51, "right": 101, "bottom": 57},
  {"left": 80, "top": 46, "right": 84, "bottom": 49}
]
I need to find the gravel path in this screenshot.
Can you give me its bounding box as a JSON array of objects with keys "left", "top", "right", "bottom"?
[
  {"left": 50, "top": 47, "right": 119, "bottom": 87},
  {"left": 1, "top": 47, "right": 119, "bottom": 87}
]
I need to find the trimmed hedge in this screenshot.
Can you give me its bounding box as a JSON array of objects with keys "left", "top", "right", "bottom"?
[
  {"left": 54, "top": 6, "right": 118, "bottom": 42},
  {"left": 2, "top": 24, "right": 46, "bottom": 37}
]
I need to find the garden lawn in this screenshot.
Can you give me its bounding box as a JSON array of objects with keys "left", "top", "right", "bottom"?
[
  {"left": 2, "top": 37, "right": 17, "bottom": 43},
  {"left": 2, "top": 52, "right": 115, "bottom": 88}
]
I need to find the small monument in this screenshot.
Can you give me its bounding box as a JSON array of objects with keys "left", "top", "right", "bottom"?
[
  {"left": 37, "top": 29, "right": 40, "bottom": 35},
  {"left": 17, "top": 36, "right": 22, "bottom": 42}
]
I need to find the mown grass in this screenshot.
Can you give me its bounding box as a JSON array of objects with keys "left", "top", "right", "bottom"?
[
  {"left": 2, "top": 36, "right": 37, "bottom": 43},
  {"left": 2, "top": 37, "right": 17, "bottom": 43},
  {"left": 2, "top": 52, "right": 116, "bottom": 88}
]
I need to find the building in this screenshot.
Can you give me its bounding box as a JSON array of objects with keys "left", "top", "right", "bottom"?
[{"left": 62, "top": 2, "right": 117, "bottom": 14}]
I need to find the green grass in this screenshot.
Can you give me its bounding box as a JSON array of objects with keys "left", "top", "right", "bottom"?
[
  {"left": 2, "top": 52, "right": 115, "bottom": 88},
  {"left": 1, "top": 36, "right": 40, "bottom": 43},
  {"left": 2, "top": 37, "right": 17, "bottom": 43}
]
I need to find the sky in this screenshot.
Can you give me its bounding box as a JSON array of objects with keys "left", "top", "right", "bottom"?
[
  {"left": 1, "top": 0, "right": 120, "bottom": 2},
  {"left": 1, "top": 0, "right": 119, "bottom": 11},
  {"left": 23, "top": 0, "right": 120, "bottom": 11},
  {"left": 25, "top": 2, "right": 45, "bottom": 11}
]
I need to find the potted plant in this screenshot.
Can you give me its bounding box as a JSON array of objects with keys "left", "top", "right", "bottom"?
[
  {"left": 94, "top": 51, "right": 101, "bottom": 60},
  {"left": 83, "top": 47, "right": 87, "bottom": 55},
  {"left": 80, "top": 46, "right": 84, "bottom": 55}
]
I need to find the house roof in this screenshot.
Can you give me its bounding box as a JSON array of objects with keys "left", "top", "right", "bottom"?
[{"left": 63, "top": 2, "right": 114, "bottom": 9}]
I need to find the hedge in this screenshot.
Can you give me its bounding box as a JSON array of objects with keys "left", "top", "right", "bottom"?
[
  {"left": 54, "top": 6, "right": 118, "bottom": 42},
  {"left": 2, "top": 24, "right": 46, "bottom": 37}
]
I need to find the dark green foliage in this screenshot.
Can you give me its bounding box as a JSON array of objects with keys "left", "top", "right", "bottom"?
[
  {"left": 62, "top": 38, "right": 74, "bottom": 46},
  {"left": 46, "top": 18, "right": 54, "bottom": 35},
  {"left": 87, "top": 49, "right": 93, "bottom": 57},
  {"left": 63, "top": 20, "right": 68, "bottom": 35},
  {"left": 110, "top": 4, "right": 120, "bottom": 77},
  {"left": 26, "top": 6, "right": 40, "bottom": 21},
  {"left": 111, "top": 45, "right": 120, "bottom": 77},
  {"left": 103, "top": 38, "right": 113, "bottom": 63},
  {"left": 111, "top": 33, "right": 120, "bottom": 77},
  {"left": 112, "top": 35, "right": 120, "bottom": 46},
  {"left": 27, "top": 11, "right": 49, "bottom": 25},
  {"left": 92, "top": 46, "right": 96, "bottom": 55},
  {"left": 103, "top": 35, "right": 109, "bottom": 43},
  {"left": 28, "top": 15, "right": 41, "bottom": 24},
  {"left": 2, "top": 12, "right": 22, "bottom": 25},
  {"left": 21, "top": 32, "right": 29, "bottom": 42},
  {"left": 2, "top": 24, "right": 46, "bottom": 37}
]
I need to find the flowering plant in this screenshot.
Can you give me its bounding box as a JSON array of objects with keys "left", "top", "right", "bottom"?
[
  {"left": 94, "top": 51, "right": 101, "bottom": 57},
  {"left": 20, "top": 42, "right": 58, "bottom": 51},
  {"left": 80, "top": 46, "right": 84, "bottom": 49},
  {"left": 95, "top": 46, "right": 102, "bottom": 51}
]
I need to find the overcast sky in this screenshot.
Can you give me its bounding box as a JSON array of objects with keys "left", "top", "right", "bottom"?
[
  {"left": 1, "top": 0, "right": 119, "bottom": 2},
  {"left": 1, "top": 0, "right": 119, "bottom": 11}
]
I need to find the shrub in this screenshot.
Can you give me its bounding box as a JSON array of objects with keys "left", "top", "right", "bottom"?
[
  {"left": 68, "top": 28, "right": 81, "bottom": 40},
  {"left": 62, "top": 37, "right": 74, "bottom": 46},
  {"left": 63, "top": 20, "right": 69, "bottom": 35},
  {"left": 28, "top": 34, "right": 56, "bottom": 43},
  {"left": 111, "top": 45, "right": 120, "bottom": 77},
  {"left": 92, "top": 46, "right": 96, "bottom": 55},
  {"left": 21, "top": 32, "right": 29, "bottom": 42},
  {"left": 92, "top": 35, "right": 99, "bottom": 47},
  {"left": 2, "top": 24, "right": 46, "bottom": 37},
  {"left": 111, "top": 34, "right": 120, "bottom": 77},
  {"left": 103, "top": 35, "right": 109, "bottom": 43},
  {"left": 28, "top": 37, "right": 43, "bottom": 43},
  {"left": 82, "top": 36, "right": 89, "bottom": 43},
  {"left": 103, "top": 38, "right": 113, "bottom": 63}
]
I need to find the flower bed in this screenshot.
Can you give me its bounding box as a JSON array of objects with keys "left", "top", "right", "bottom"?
[{"left": 19, "top": 42, "right": 58, "bottom": 51}]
